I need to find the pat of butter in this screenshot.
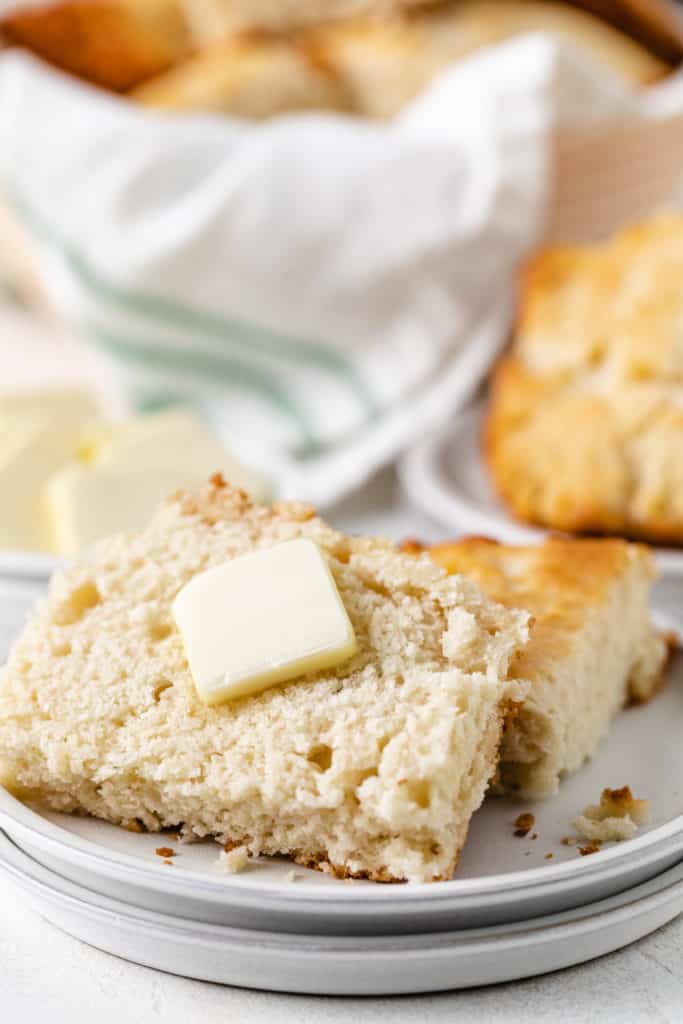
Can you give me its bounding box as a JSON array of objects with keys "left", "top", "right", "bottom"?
[
  {"left": 173, "top": 538, "right": 358, "bottom": 705},
  {"left": 0, "top": 390, "right": 100, "bottom": 551},
  {"left": 0, "top": 415, "right": 87, "bottom": 551},
  {"left": 81, "top": 408, "right": 270, "bottom": 501},
  {"left": 45, "top": 462, "right": 210, "bottom": 555}
]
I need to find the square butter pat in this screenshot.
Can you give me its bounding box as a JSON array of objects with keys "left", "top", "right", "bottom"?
[{"left": 172, "top": 538, "right": 358, "bottom": 705}]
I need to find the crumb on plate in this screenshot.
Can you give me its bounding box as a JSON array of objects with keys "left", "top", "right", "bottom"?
[
  {"left": 218, "top": 845, "right": 250, "bottom": 874},
  {"left": 573, "top": 786, "right": 650, "bottom": 843},
  {"left": 514, "top": 812, "right": 535, "bottom": 837}
]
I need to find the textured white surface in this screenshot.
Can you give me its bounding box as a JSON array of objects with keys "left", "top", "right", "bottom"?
[
  {"left": 2, "top": 869, "right": 683, "bottom": 1023},
  {"left": 1, "top": 472, "right": 683, "bottom": 1018}
]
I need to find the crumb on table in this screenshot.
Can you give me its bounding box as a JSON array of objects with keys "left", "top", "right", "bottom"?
[{"left": 155, "top": 846, "right": 175, "bottom": 858}]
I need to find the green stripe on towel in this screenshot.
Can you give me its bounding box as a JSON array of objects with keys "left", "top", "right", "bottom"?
[
  {"left": 11, "top": 193, "right": 378, "bottom": 418},
  {"left": 90, "top": 328, "right": 318, "bottom": 451}
]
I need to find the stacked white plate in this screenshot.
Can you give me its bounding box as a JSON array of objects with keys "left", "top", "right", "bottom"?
[{"left": 1, "top": 506, "right": 683, "bottom": 994}]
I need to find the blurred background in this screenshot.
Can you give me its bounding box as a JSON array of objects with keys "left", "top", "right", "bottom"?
[{"left": 1, "top": 0, "right": 683, "bottom": 574}]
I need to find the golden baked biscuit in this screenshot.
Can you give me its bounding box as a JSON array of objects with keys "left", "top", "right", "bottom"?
[
  {"left": 134, "top": 1, "right": 669, "bottom": 121},
  {"left": 428, "top": 535, "right": 668, "bottom": 797},
  {"left": 3, "top": 0, "right": 671, "bottom": 116},
  {"left": 132, "top": 31, "right": 351, "bottom": 117},
  {"left": 305, "top": 2, "right": 668, "bottom": 118},
  {"left": 1, "top": 0, "right": 191, "bottom": 92},
  {"left": 486, "top": 215, "right": 683, "bottom": 545},
  {"left": 0, "top": 478, "right": 531, "bottom": 883},
  {"left": 177, "top": 0, "right": 432, "bottom": 44}
]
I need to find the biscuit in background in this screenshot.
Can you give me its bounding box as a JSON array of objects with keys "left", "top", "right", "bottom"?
[
  {"left": 486, "top": 214, "right": 683, "bottom": 544},
  {"left": 1, "top": 0, "right": 192, "bottom": 91},
  {"left": 177, "top": 0, "right": 434, "bottom": 44},
  {"left": 306, "top": 1, "right": 668, "bottom": 120},
  {"left": 132, "top": 31, "right": 352, "bottom": 117}
]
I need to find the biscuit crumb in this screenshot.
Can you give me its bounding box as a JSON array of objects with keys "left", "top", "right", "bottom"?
[
  {"left": 531, "top": 832, "right": 538, "bottom": 840},
  {"left": 124, "top": 820, "right": 144, "bottom": 833},
  {"left": 155, "top": 846, "right": 175, "bottom": 858},
  {"left": 513, "top": 812, "right": 535, "bottom": 837},
  {"left": 578, "top": 843, "right": 601, "bottom": 856},
  {"left": 286, "top": 870, "right": 303, "bottom": 883},
  {"left": 163, "top": 859, "right": 173, "bottom": 866},
  {"left": 573, "top": 786, "right": 649, "bottom": 843},
  {"left": 561, "top": 836, "right": 576, "bottom": 846},
  {"left": 218, "top": 846, "right": 250, "bottom": 874},
  {"left": 545, "top": 853, "right": 553, "bottom": 860}
]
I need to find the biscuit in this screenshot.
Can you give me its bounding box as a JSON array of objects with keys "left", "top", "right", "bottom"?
[
  {"left": 1, "top": 0, "right": 191, "bottom": 92},
  {"left": 0, "top": 478, "right": 530, "bottom": 882},
  {"left": 429, "top": 535, "right": 667, "bottom": 797},
  {"left": 132, "top": 32, "right": 352, "bottom": 116},
  {"left": 486, "top": 215, "right": 683, "bottom": 544}
]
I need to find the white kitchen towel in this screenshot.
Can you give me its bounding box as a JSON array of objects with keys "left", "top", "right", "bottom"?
[{"left": 0, "top": 36, "right": 682, "bottom": 505}]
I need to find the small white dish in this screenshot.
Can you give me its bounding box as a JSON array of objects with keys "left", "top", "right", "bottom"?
[
  {"left": 2, "top": 648, "right": 683, "bottom": 935},
  {"left": 399, "top": 405, "right": 683, "bottom": 576},
  {"left": 1, "top": 829, "right": 682, "bottom": 995}
]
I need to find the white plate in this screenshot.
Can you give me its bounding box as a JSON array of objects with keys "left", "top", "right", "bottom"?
[
  {"left": 0, "top": 550, "right": 59, "bottom": 581},
  {"left": 399, "top": 405, "right": 683, "bottom": 576},
  {"left": 1, "top": 829, "right": 682, "bottom": 995},
  {"left": 2, "top": 649, "right": 683, "bottom": 935}
]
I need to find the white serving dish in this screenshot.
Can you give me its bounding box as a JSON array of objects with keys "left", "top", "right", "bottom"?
[
  {"left": 399, "top": 405, "right": 683, "bottom": 577},
  {"left": 1, "top": 828, "right": 681, "bottom": 995},
  {"left": 2, "top": 648, "right": 683, "bottom": 935}
]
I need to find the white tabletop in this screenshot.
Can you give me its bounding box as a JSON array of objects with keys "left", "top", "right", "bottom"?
[{"left": 2, "top": 472, "right": 683, "bottom": 1022}]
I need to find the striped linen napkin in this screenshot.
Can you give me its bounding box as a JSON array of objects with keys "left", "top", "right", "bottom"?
[{"left": 1, "top": 36, "right": 682, "bottom": 505}]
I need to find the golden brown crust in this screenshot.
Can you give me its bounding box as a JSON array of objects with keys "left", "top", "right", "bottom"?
[
  {"left": 428, "top": 533, "right": 667, "bottom": 797},
  {"left": 1, "top": 0, "right": 192, "bottom": 92},
  {"left": 430, "top": 534, "right": 649, "bottom": 621},
  {"left": 429, "top": 534, "right": 662, "bottom": 701},
  {"left": 486, "top": 214, "right": 683, "bottom": 545}
]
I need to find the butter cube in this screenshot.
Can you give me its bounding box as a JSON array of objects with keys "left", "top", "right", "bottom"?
[
  {"left": 173, "top": 538, "right": 358, "bottom": 705},
  {"left": 45, "top": 462, "right": 210, "bottom": 555},
  {"left": 0, "top": 415, "right": 85, "bottom": 551},
  {"left": 0, "top": 389, "right": 101, "bottom": 551},
  {"left": 81, "top": 408, "right": 270, "bottom": 500}
]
